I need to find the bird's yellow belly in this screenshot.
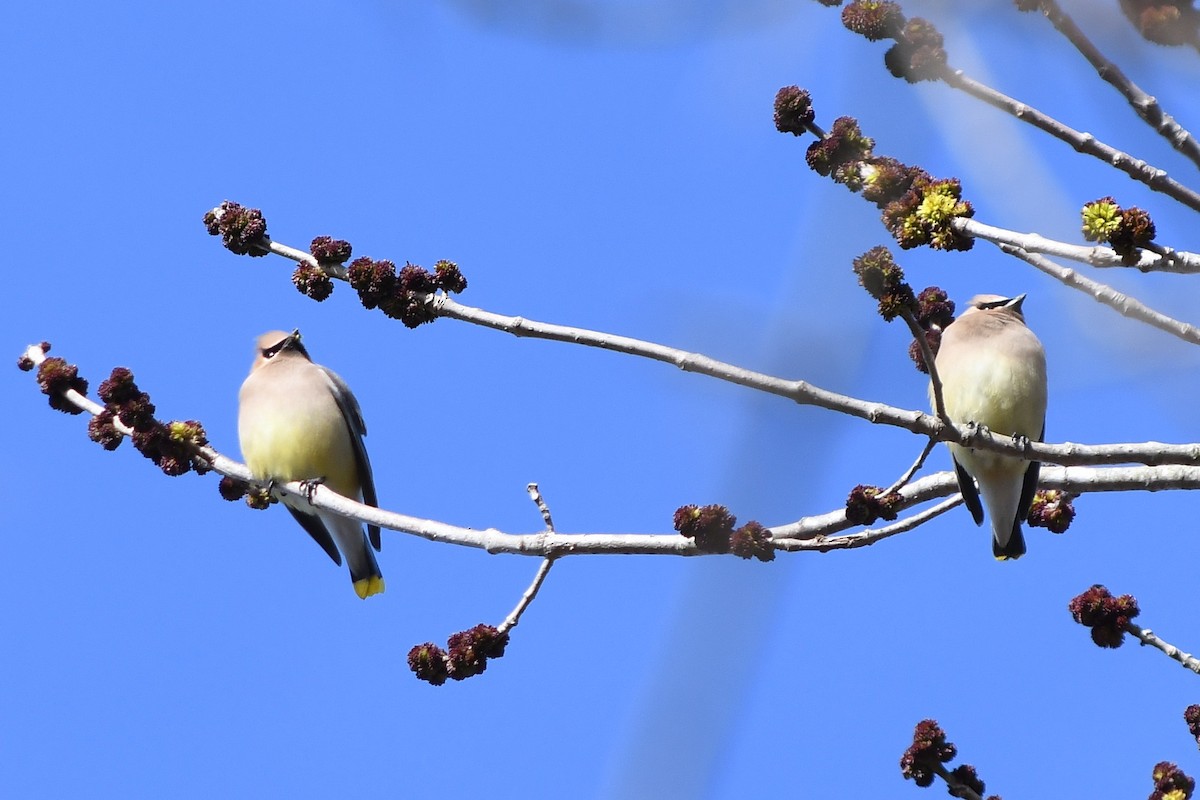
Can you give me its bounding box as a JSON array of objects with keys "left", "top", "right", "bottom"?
[{"left": 240, "top": 412, "right": 359, "bottom": 497}]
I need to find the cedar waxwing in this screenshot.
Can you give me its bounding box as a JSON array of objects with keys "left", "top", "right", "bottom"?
[
  {"left": 238, "top": 330, "right": 384, "bottom": 598},
  {"left": 931, "top": 294, "right": 1047, "bottom": 560}
]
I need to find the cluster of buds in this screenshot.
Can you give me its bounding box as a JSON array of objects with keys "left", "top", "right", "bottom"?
[
  {"left": 290, "top": 235, "right": 354, "bottom": 302},
  {"left": 899, "top": 720, "right": 997, "bottom": 798},
  {"left": 881, "top": 175, "right": 974, "bottom": 251},
  {"left": 95, "top": 367, "right": 211, "bottom": 477},
  {"left": 907, "top": 287, "right": 955, "bottom": 374},
  {"left": 22, "top": 343, "right": 87, "bottom": 415},
  {"left": 1150, "top": 761, "right": 1195, "bottom": 800},
  {"left": 774, "top": 89, "right": 973, "bottom": 252},
  {"left": 20, "top": 348, "right": 210, "bottom": 477},
  {"left": 837, "top": 1, "right": 948, "bottom": 83},
  {"left": 852, "top": 246, "right": 915, "bottom": 322},
  {"left": 1117, "top": 0, "right": 1200, "bottom": 47},
  {"left": 203, "top": 201, "right": 268, "bottom": 256},
  {"left": 1068, "top": 585, "right": 1140, "bottom": 648},
  {"left": 899, "top": 719, "right": 957, "bottom": 788},
  {"left": 844, "top": 484, "right": 903, "bottom": 526},
  {"left": 347, "top": 257, "right": 467, "bottom": 328},
  {"left": 407, "top": 624, "right": 509, "bottom": 685},
  {"left": 1081, "top": 197, "right": 1157, "bottom": 265},
  {"left": 1185, "top": 705, "right": 1200, "bottom": 748},
  {"left": 672, "top": 504, "right": 775, "bottom": 561},
  {"left": 203, "top": 202, "right": 468, "bottom": 327},
  {"left": 851, "top": 247, "right": 957, "bottom": 371},
  {"left": 1026, "top": 489, "right": 1075, "bottom": 533},
  {"left": 217, "top": 475, "right": 273, "bottom": 511}
]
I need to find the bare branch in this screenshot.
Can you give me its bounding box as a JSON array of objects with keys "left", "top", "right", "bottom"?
[
  {"left": 957, "top": 217, "right": 1200, "bottom": 274},
  {"left": 1126, "top": 624, "right": 1200, "bottom": 675},
  {"left": 898, "top": 306, "right": 946, "bottom": 424},
  {"left": 498, "top": 558, "right": 556, "bottom": 635},
  {"left": 937, "top": 67, "right": 1200, "bottom": 213},
  {"left": 1031, "top": 0, "right": 1200, "bottom": 170},
  {"left": 883, "top": 439, "right": 938, "bottom": 497},
  {"left": 989, "top": 244, "right": 1200, "bottom": 346},
  {"left": 527, "top": 482, "right": 556, "bottom": 532}
]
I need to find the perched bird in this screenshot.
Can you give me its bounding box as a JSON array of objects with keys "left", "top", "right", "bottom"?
[
  {"left": 931, "top": 294, "right": 1047, "bottom": 560},
  {"left": 238, "top": 330, "right": 384, "bottom": 597}
]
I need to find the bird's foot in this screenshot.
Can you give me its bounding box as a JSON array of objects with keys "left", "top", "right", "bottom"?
[{"left": 299, "top": 476, "right": 327, "bottom": 502}]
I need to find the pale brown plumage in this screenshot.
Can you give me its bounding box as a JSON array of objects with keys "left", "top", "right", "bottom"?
[
  {"left": 238, "top": 330, "right": 384, "bottom": 597},
  {"left": 931, "top": 294, "right": 1047, "bottom": 560}
]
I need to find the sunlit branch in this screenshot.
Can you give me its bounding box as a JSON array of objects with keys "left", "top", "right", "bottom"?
[
  {"left": 1030, "top": 0, "right": 1200, "bottom": 170},
  {"left": 1126, "top": 623, "right": 1200, "bottom": 676},
  {"left": 957, "top": 218, "right": 1200, "bottom": 274},
  {"left": 20, "top": 338, "right": 1200, "bottom": 557},
  {"left": 990, "top": 243, "right": 1200, "bottom": 346},
  {"left": 937, "top": 66, "right": 1200, "bottom": 213}
]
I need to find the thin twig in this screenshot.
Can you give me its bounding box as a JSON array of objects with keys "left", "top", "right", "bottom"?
[
  {"left": 883, "top": 439, "right": 938, "bottom": 497},
  {"left": 1126, "top": 623, "right": 1200, "bottom": 675},
  {"left": 958, "top": 217, "right": 1200, "bottom": 274},
  {"left": 1033, "top": 0, "right": 1200, "bottom": 170},
  {"left": 526, "top": 483, "right": 556, "bottom": 532},
  {"left": 898, "top": 306, "right": 948, "bottom": 425},
  {"left": 990, "top": 243, "right": 1200, "bottom": 346},
  {"left": 772, "top": 496, "right": 962, "bottom": 552},
  {"left": 498, "top": 557, "right": 556, "bottom": 635}
]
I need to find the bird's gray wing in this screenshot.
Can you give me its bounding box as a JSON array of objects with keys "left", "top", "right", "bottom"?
[
  {"left": 952, "top": 457, "right": 985, "bottom": 525},
  {"left": 319, "top": 366, "right": 381, "bottom": 551},
  {"left": 1016, "top": 423, "right": 1045, "bottom": 521},
  {"left": 285, "top": 506, "right": 343, "bottom": 566}
]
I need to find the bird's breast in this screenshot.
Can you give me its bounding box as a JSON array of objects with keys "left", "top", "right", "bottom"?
[{"left": 238, "top": 373, "right": 360, "bottom": 496}]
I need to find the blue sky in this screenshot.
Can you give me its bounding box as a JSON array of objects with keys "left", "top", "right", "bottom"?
[{"left": 6, "top": 1, "right": 1200, "bottom": 797}]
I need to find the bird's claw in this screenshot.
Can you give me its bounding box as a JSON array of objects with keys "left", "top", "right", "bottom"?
[{"left": 299, "top": 476, "right": 327, "bottom": 502}]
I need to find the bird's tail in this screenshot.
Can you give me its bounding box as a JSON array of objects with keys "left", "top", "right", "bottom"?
[
  {"left": 325, "top": 511, "right": 385, "bottom": 599},
  {"left": 348, "top": 541, "right": 385, "bottom": 599},
  {"left": 992, "top": 525, "right": 1026, "bottom": 561}
]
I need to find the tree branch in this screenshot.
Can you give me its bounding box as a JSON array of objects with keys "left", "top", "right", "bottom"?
[
  {"left": 989, "top": 242, "right": 1200, "bottom": 346},
  {"left": 957, "top": 217, "right": 1200, "bottom": 275},
  {"left": 1126, "top": 623, "right": 1200, "bottom": 675},
  {"left": 937, "top": 66, "right": 1200, "bottom": 213},
  {"left": 1031, "top": 0, "right": 1200, "bottom": 170}
]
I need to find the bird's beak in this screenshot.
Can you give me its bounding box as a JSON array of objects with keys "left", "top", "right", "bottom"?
[{"left": 1006, "top": 294, "right": 1027, "bottom": 312}]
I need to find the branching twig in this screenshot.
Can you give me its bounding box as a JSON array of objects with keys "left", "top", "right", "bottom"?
[
  {"left": 958, "top": 217, "right": 1200, "bottom": 275},
  {"left": 527, "top": 482, "right": 556, "bottom": 532},
  {"left": 498, "top": 558, "right": 555, "bottom": 635},
  {"left": 990, "top": 243, "right": 1200, "bottom": 346},
  {"left": 898, "top": 306, "right": 946, "bottom": 424},
  {"left": 883, "top": 439, "right": 938, "bottom": 497}
]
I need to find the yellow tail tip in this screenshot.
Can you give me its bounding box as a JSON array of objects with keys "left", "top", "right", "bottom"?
[{"left": 353, "top": 575, "right": 386, "bottom": 599}]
